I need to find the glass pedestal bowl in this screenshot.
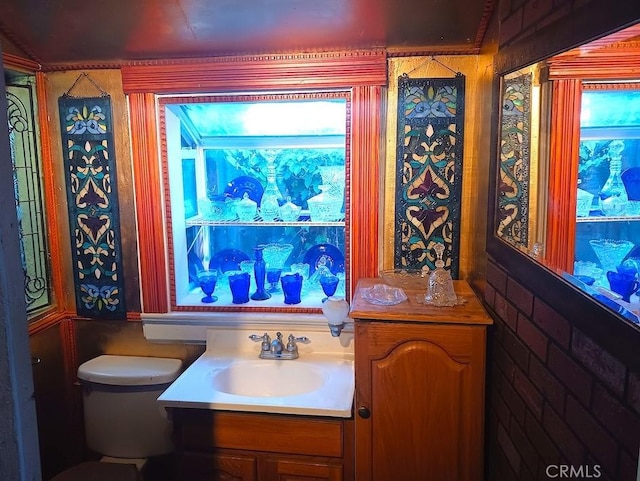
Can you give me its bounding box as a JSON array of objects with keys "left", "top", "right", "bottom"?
[
  {"left": 262, "top": 243, "right": 294, "bottom": 270},
  {"left": 589, "top": 239, "right": 634, "bottom": 274}
]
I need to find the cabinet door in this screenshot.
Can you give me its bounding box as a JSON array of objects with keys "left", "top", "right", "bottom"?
[
  {"left": 354, "top": 322, "right": 486, "bottom": 481},
  {"left": 260, "top": 456, "right": 342, "bottom": 481},
  {"left": 181, "top": 451, "right": 257, "bottom": 481}
]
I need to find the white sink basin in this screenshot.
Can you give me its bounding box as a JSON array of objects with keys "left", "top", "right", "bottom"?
[
  {"left": 212, "top": 360, "right": 324, "bottom": 397},
  {"left": 156, "top": 327, "right": 355, "bottom": 417}
]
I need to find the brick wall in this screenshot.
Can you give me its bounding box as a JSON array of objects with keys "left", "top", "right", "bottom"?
[
  {"left": 485, "top": 259, "right": 640, "bottom": 480},
  {"left": 498, "top": 0, "right": 580, "bottom": 47}
]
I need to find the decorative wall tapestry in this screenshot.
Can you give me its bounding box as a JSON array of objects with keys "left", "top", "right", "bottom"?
[
  {"left": 497, "top": 73, "right": 532, "bottom": 247},
  {"left": 394, "top": 73, "right": 465, "bottom": 278},
  {"left": 58, "top": 75, "right": 126, "bottom": 319}
]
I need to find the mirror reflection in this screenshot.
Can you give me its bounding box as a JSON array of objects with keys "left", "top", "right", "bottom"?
[{"left": 495, "top": 23, "right": 640, "bottom": 323}]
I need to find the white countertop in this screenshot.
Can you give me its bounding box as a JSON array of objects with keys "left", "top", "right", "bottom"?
[{"left": 157, "top": 326, "right": 355, "bottom": 418}]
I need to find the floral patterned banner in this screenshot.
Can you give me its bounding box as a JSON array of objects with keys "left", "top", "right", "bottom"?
[
  {"left": 58, "top": 95, "right": 126, "bottom": 318},
  {"left": 394, "top": 75, "right": 465, "bottom": 277},
  {"left": 497, "top": 73, "right": 532, "bottom": 247}
]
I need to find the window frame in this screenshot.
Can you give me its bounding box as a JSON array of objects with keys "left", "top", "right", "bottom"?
[
  {"left": 123, "top": 50, "right": 386, "bottom": 314},
  {"left": 158, "top": 91, "right": 351, "bottom": 311},
  {"left": 3, "top": 56, "right": 66, "bottom": 332}
]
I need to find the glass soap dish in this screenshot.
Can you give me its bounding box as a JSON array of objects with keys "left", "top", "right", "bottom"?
[{"left": 362, "top": 283, "right": 408, "bottom": 305}]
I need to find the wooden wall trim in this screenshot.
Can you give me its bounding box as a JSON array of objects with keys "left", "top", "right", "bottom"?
[
  {"left": 583, "top": 82, "right": 640, "bottom": 90},
  {"left": 3, "top": 53, "right": 40, "bottom": 72},
  {"left": 121, "top": 50, "right": 387, "bottom": 94},
  {"left": 548, "top": 42, "right": 640, "bottom": 80},
  {"left": 35, "top": 72, "right": 68, "bottom": 315},
  {"left": 128, "top": 93, "right": 169, "bottom": 313},
  {"left": 350, "top": 85, "right": 382, "bottom": 297}
]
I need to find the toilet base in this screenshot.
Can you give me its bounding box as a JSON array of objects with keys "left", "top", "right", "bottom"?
[
  {"left": 100, "top": 455, "right": 148, "bottom": 471},
  {"left": 49, "top": 460, "right": 139, "bottom": 481}
]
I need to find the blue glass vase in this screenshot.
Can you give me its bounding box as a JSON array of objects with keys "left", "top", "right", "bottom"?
[
  {"left": 251, "top": 246, "right": 271, "bottom": 300},
  {"left": 228, "top": 271, "right": 250, "bottom": 304},
  {"left": 281, "top": 273, "right": 303, "bottom": 304}
]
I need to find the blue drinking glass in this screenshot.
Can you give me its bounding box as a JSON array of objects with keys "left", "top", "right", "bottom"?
[
  {"left": 266, "top": 268, "right": 283, "bottom": 292},
  {"left": 228, "top": 271, "right": 250, "bottom": 304},
  {"left": 281, "top": 273, "right": 303, "bottom": 304},
  {"left": 319, "top": 275, "right": 339, "bottom": 301}
]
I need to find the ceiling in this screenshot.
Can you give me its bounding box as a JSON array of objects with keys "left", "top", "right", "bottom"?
[{"left": 0, "top": 0, "right": 495, "bottom": 67}]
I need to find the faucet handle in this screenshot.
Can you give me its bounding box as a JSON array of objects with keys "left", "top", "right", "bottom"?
[
  {"left": 249, "top": 332, "right": 271, "bottom": 352},
  {"left": 286, "top": 334, "right": 310, "bottom": 353},
  {"left": 289, "top": 334, "right": 310, "bottom": 344},
  {"left": 249, "top": 332, "right": 270, "bottom": 342}
]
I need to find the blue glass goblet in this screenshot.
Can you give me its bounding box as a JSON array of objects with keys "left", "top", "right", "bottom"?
[
  {"left": 266, "top": 268, "right": 283, "bottom": 292},
  {"left": 197, "top": 270, "right": 218, "bottom": 303},
  {"left": 319, "top": 275, "right": 340, "bottom": 302}
]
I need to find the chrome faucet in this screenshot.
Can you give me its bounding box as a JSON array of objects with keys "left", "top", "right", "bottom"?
[{"left": 249, "top": 331, "right": 310, "bottom": 359}]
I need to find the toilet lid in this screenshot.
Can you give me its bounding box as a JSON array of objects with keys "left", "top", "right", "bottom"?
[{"left": 77, "top": 355, "right": 182, "bottom": 386}]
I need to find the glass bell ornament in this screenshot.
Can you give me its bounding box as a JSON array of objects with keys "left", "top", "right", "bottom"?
[{"left": 424, "top": 243, "right": 459, "bottom": 307}]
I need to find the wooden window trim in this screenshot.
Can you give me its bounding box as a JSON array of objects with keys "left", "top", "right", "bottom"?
[
  {"left": 125, "top": 51, "right": 386, "bottom": 313},
  {"left": 545, "top": 79, "right": 582, "bottom": 272}
]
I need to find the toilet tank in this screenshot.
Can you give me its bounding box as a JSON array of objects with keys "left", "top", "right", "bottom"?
[{"left": 77, "top": 355, "right": 183, "bottom": 459}]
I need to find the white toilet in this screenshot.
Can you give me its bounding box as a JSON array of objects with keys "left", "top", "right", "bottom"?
[{"left": 52, "top": 355, "right": 182, "bottom": 481}]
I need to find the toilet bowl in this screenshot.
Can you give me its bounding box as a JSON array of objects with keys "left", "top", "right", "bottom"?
[{"left": 51, "top": 355, "right": 182, "bottom": 481}]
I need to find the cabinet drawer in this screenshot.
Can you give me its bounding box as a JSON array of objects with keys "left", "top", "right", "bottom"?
[
  {"left": 181, "top": 451, "right": 257, "bottom": 481},
  {"left": 260, "top": 455, "right": 343, "bottom": 481},
  {"left": 175, "top": 409, "right": 344, "bottom": 457}
]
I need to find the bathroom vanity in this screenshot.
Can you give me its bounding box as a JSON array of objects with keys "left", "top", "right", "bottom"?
[
  {"left": 349, "top": 278, "right": 492, "bottom": 481},
  {"left": 157, "top": 327, "right": 355, "bottom": 480},
  {"left": 170, "top": 409, "right": 351, "bottom": 481}
]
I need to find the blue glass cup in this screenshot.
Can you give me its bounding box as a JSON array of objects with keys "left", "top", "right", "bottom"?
[
  {"left": 281, "top": 273, "right": 303, "bottom": 305},
  {"left": 606, "top": 270, "right": 640, "bottom": 302},
  {"left": 228, "top": 271, "right": 250, "bottom": 304},
  {"left": 616, "top": 264, "right": 637, "bottom": 277},
  {"left": 319, "top": 274, "right": 339, "bottom": 301}
]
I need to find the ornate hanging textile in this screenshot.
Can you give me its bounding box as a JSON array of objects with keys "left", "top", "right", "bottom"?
[
  {"left": 394, "top": 74, "right": 465, "bottom": 278},
  {"left": 58, "top": 74, "right": 126, "bottom": 318},
  {"left": 497, "top": 73, "right": 532, "bottom": 249}
]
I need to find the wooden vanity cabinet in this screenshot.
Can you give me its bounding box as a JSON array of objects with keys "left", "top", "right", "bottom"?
[
  {"left": 350, "top": 278, "right": 492, "bottom": 481},
  {"left": 170, "top": 409, "right": 352, "bottom": 481}
]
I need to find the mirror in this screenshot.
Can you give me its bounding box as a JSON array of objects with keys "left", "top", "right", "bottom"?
[{"left": 494, "top": 22, "right": 640, "bottom": 324}]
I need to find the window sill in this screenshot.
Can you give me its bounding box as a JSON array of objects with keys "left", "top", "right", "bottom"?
[{"left": 141, "top": 311, "right": 348, "bottom": 343}]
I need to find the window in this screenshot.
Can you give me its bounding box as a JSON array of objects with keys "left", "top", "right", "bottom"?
[
  {"left": 5, "top": 69, "right": 52, "bottom": 317},
  {"left": 159, "top": 93, "right": 349, "bottom": 309}
]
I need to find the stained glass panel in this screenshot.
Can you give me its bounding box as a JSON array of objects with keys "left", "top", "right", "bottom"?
[
  {"left": 6, "top": 72, "right": 51, "bottom": 315},
  {"left": 394, "top": 75, "right": 465, "bottom": 277},
  {"left": 497, "top": 73, "right": 532, "bottom": 247},
  {"left": 58, "top": 95, "right": 127, "bottom": 319}
]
